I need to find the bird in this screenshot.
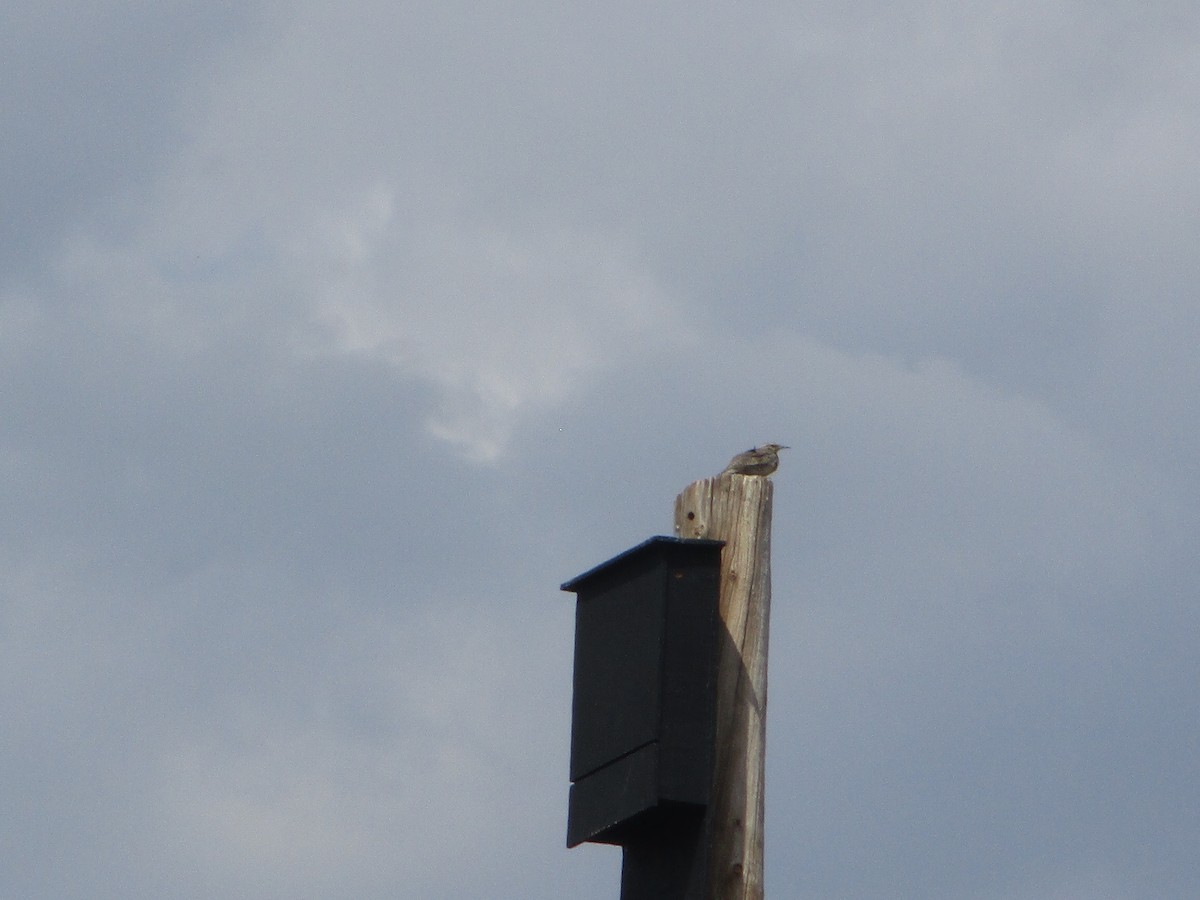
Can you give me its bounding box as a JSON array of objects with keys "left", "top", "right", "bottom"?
[{"left": 721, "top": 443, "right": 789, "bottom": 476}]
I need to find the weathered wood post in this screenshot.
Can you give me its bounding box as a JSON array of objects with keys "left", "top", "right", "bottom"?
[{"left": 674, "top": 473, "right": 773, "bottom": 900}]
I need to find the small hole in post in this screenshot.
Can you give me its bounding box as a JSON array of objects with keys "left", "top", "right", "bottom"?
[{"left": 687, "top": 511, "right": 695, "bottom": 521}]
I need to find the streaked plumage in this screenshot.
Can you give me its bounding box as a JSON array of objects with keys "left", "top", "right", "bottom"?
[{"left": 721, "top": 443, "right": 789, "bottom": 476}]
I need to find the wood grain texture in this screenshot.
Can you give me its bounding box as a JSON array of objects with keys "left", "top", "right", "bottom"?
[{"left": 674, "top": 474, "right": 773, "bottom": 900}]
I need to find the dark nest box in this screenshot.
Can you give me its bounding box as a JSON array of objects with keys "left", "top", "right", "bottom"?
[{"left": 562, "top": 536, "right": 724, "bottom": 850}]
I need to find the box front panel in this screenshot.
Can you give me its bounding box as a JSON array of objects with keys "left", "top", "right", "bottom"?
[{"left": 570, "top": 564, "right": 665, "bottom": 782}]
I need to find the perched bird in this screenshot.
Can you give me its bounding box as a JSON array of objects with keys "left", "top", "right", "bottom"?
[{"left": 721, "top": 443, "right": 789, "bottom": 476}]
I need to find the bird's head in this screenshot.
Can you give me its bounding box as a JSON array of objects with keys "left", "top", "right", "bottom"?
[{"left": 763, "top": 443, "right": 789, "bottom": 452}]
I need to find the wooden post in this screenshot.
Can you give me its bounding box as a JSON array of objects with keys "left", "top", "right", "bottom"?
[{"left": 674, "top": 474, "right": 773, "bottom": 900}]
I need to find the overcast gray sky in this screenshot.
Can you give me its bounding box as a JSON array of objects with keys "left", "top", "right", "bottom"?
[{"left": 3, "top": 2, "right": 1198, "bottom": 897}]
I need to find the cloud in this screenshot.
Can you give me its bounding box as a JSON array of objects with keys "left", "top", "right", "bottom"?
[
  {"left": 297, "top": 184, "right": 681, "bottom": 461},
  {"left": 3, "top": 1, "right": 1200, "bottom": 898},
  {"left": 146, "top": 598, "right": 580, "bottom": 898},
  {"left": 0, "top": 1, "right": 270, "bottom": 285}
]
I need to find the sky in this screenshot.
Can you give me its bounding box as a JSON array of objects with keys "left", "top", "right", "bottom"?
[{"left": 2, "top": 1, "right": 1198, "bottom": 897}]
